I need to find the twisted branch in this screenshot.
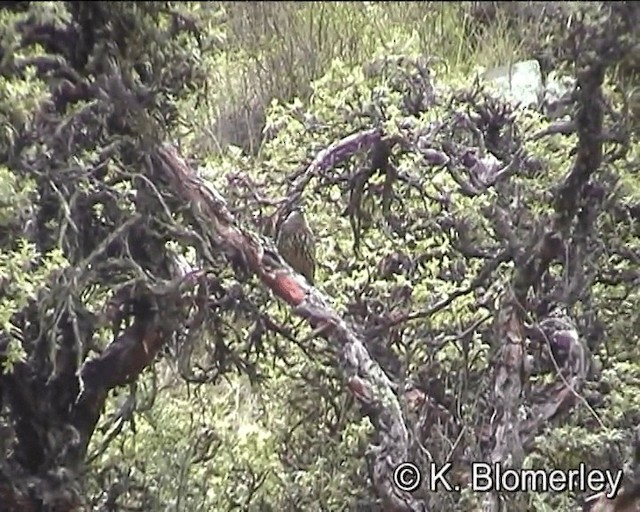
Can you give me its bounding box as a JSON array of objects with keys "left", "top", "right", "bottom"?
[{"left": 152, "top": 143, "right": 426, "bottom": 512}]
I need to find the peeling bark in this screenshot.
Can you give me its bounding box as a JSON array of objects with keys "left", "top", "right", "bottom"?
[{"left": 152, "top": 144, "right": 427, "bottom": 511}]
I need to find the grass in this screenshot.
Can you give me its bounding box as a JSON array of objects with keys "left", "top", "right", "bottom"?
[{"left": 192, "top": 1, "right": 547, "bottom": 156}]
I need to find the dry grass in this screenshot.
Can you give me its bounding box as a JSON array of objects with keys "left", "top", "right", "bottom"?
[{"left": 192, "top": 1, "right": 562, "bottom": 155}]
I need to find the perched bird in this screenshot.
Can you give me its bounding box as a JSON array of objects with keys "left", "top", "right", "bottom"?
[{"left": 276, "top": 208, "right": 316, "bottom": 284}]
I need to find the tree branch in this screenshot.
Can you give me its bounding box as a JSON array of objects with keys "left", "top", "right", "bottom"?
[{"left": 152, "top": 144, "right": 427, "bottom": 512}]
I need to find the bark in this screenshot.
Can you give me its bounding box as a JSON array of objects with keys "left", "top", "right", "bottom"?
[{"left": 151, "top": 142, "right": 427, "bottom": 511}]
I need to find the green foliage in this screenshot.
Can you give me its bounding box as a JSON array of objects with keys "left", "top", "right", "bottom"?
[
  {"left": 89, "top": 5, "right": 640, "bottom": 508},
  {"left": 0, "top": 237, "right": 67, "bottom": 373},
  {"left": 184, "top": 1, "right": 542, "bottom": 155},
  {"left": 0, "top": 165, "right": 35, "bottom": 227},
  {"left": 88, "top": 371, "right": 369, "bottom": 510},
  {"left": 1, "top": 2, "right": 639, "bottom": 511}
]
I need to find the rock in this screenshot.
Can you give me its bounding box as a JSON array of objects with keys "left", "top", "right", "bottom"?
[
  {"left": 482, "top": 59, "right": 576, "bottom": 119},
  {"left": 482, "top": 59, "right": 543, "bottom": 108}
]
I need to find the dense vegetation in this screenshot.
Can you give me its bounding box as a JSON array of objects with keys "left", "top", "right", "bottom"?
[{"left": 0, "top": 2, "right": 639, "bottom": 511}]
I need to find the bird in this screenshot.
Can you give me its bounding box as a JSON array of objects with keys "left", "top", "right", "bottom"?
[{"left": 276, "top": 208, "right": 316, "bottom": 285}]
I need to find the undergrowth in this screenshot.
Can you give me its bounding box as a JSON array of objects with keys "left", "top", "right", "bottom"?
[{"left": 193, "top": 1, "right": 552, "bottom": 155}]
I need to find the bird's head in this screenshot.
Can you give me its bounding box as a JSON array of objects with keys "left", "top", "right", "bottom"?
[{"left": 281, "top": 207, "right": 308, "bottom": 231}]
